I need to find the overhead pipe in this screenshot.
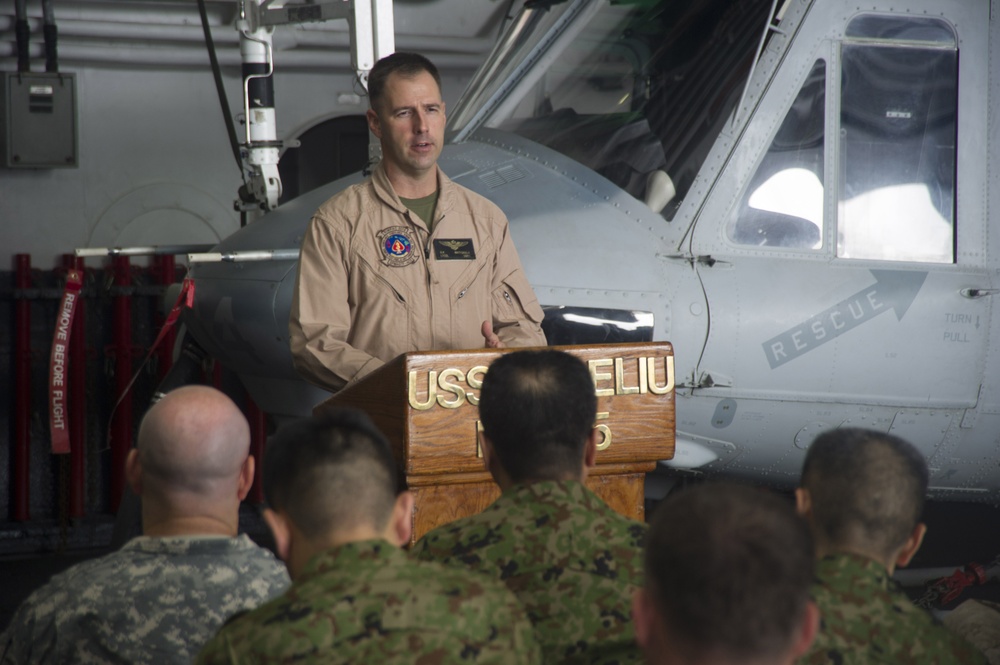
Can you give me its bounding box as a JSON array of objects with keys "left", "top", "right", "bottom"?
[
  {"left": 76, "top": 244, "right": 216, "bottom": 258},
  {"left": 13, "top": 254, "right": 32, "bottom": 521},
  {"left": 2, "top": 2, "right": 234, "bottom": 27},
  {"left": 0, "top": 15, "right": 494, "bottom": 54},
  {"left": 109, "top": 255, "right": 133, "bottom": 513},
  {"left": 188, "top": 249, "right": 299, "bottom": 263},
  {"left": 0, "top": 42, "right": 485, "bottom": 71},
  {"left": 63, "top": 254, "right": 87, "bottom": 518}
]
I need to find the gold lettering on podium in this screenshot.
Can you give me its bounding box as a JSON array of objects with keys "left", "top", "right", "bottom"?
[
  {"left": 475, "top": 420, "right": 485, "bottom": 458},
  {"left": 437, "top": 368, "right": 467, "bottom": 408},
  {"left": 614, "top": 358, "right": 641, "bottom": 395},
  {"left": 408, "top": 370, "right": 437, "bottom": 410},
  {"left": 595, "top": 411, "right": 612, "bottom": 450},
  {"left": 409, "top": 354, "right": 673, "bottom": 411},
  {"left": 466, "top": 365, "right": 487, "bottom": 406},
  {"left": 589, "top": 358, "right": 615, "bottom": 397},
  {"left": 647, "top": 356, "right": 674, "bottom": 395}
]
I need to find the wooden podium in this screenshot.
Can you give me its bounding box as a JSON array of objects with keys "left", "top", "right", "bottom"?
[{"left": 315, "top": 342, "right": 675, "bottom": 543}]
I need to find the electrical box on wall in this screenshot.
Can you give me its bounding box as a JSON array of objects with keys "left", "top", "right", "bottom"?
[{"left": 1, "top": 72, "right": 78, "bottom": 168}]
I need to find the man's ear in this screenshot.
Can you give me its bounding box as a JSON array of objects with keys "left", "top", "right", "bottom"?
[
  {"left": 896, "top": 522, "right": 928, "bottom": 569},
  {"left": 263, "top": 508, "right": 291, "bottom": 563},
  {"left": 236, "top": 455, "right": 255, "bottom": 501},
  {"left": 480, "top": 432, "right": 496, "bottom": 473},
  {"left": 366, "top": 108, "right": 381, "bottom": 139},
  {"left": 631, "top": 588, "right": 654, "bottom": 651},
  {"left": 794, "top": 487, "right": 811, "bottom": 518},
  {"left": 583, "top": 427, "right": 604, "bottom": 480},
  {"left": 790, "top": 600, "right": 821, "bottom": 661},
  {"left": 125, "top": 449, "right": 142, "bottom": 495},
  {"left": 388, "top": 491, "right": 415, "bottom": 547}
]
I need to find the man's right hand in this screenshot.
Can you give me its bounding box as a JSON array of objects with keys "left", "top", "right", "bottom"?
[{"left": 482, "top": 320, "right": 505, "bottom": 349}]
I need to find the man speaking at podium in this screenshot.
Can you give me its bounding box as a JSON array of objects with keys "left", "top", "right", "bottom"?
[{"left": 290, "top": 52, "right": 546, "bottom": 393}]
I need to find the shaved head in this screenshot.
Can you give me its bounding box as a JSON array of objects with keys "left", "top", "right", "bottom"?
[
  {"left": 478, "top": 350, "right": 597, "bottom": 482},
  {"left": 263, "top": 408, "right": 399, "bottom": 540},
  {"left": 136, "top": 385, "right": 250, "bottom": 505},
  {"left": 800, "top": 428, "right": 928, "bottom": 560},
  {"left": 642, "top": 483, "right": 815, "bottom": 664}
]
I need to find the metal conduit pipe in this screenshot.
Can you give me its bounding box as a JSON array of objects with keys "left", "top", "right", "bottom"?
[
  {"left": 0, "top": 16, "right": 240, "bottom": 45},
  {"left": 0, "top": 42, "right": 485, "bottom": 70},
  {"left": 41, "top": 0, "right": 58, "bottom": 72},
  {"left": 0, "top": 16, "right": 495, "bottom": 54},
  {"left": 13, "top": 0, "right": 30, "bottom": 72},
  {"left": 2, "top": 2, "right": 235, "bottom": 27}
]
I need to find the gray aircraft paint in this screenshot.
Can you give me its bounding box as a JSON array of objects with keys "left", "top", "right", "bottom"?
[
  {"left": 181, "top": 0, "right": 1000, "bottom": 498},
  {"left": 762, "top": 271, "right": 928, "bottom": 369}
]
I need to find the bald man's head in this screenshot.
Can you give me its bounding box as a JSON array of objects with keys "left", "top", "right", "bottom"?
[{"left": 135, "top": 385, "right": 251, "bottom": 504}]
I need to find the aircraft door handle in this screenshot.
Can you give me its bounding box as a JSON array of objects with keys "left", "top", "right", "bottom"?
[{"left": 960, "top": 288, "right": 1000, "bottom": 299}]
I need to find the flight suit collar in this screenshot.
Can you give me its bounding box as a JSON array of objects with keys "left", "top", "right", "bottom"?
[{"left": 370, "top": 161, "right": 455, "bottom": 231}]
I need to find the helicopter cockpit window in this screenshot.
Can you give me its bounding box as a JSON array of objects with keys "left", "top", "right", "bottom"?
[
  {"left": 727, "top": 60, "right": 826, "bottom": 249},
  {"left": 837, "top": 16, "right": 957, "bottom": 263},
  {"left": 448, "top": 0, "right": 776, "bottom": 216}
]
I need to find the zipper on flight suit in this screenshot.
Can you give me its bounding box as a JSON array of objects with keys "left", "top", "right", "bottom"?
[{"left": 360, "top": 255, "right": 406, "bottom": 303}]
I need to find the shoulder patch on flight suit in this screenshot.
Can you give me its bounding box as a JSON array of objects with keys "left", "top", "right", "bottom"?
[
  {"left": 433, "top": 238, "right": 476, "bottom": 261},
  {"left": 377, "top": 227, "right": 419, "bottom": 267}
]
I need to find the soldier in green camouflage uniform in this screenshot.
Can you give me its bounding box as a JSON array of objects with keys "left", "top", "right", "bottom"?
[
  {"left": 197, "top": 408, "right": 541, "bottom": 665},
  {"left": 415, "top": 350, "right": 647, "bottom": 665},
  {"left": 0, "top": 386, "right": 290, "bottom": 664},
  {"left": 804, "top": 552, "right": 985, "bottom": 664},
  {"left": 634, "top": 483, "right": 819, "bottom": 665},
  {"left": 796, "top": 428, "right": 986, "bottom": 665}
]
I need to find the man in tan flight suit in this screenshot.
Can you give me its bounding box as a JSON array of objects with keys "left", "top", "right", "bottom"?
[{"left": 290, "top": 52, "right": 547, "bottom": 393}]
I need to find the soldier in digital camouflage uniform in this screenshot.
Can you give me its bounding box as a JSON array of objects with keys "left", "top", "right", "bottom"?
[
  {"left": 415, "top": 349, "right": 647, "bottom": 665},
  {"left": 634, "top": 482, "right": 819, "bottom": 665},
  {"left": 196, "top": 407, "right": 541, "bottom": 665},
  {"left": 0, "top": 386, "right": 289, "bottom": 665},
  {"left": 796, "top": 427, "right": 986, "bottom": 665}
]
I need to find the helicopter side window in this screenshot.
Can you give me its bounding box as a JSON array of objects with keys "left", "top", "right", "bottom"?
[
  {"left": 728, "top": 60, "right": 826, "bottom": 249},
  {"left": 837, "top": 17, "right": 957, "bottom": 263}
]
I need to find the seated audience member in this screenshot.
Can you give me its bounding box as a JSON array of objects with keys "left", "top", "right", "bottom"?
[
  {"left": 797, "top": 427, "right": 986, "bottom": 664},
  {"left": 415, "top": 349, "right": 647, "bottom": 664},
  {"left": 633, "top": 482, "right": 819, "bottom": 665},
  {"left": 197, "top": 408, "right": 541, "bottom": 665},
  {"left": 0, "top": 386, "right": 289, "bottom": 665}
]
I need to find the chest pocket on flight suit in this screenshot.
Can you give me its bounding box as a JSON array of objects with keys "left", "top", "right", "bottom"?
[
  {"left": 351, "top": 249, "right": 412, "bottom": 356},
  {"left": 450, "top": 237, "right": 495, "bottom": 331}
]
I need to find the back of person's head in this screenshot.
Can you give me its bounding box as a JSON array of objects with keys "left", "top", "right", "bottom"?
[
  {"left": 478, "top": 349, "right": 597, "bottom": 483},
  {"left": 135, "top": 384, "right": 251, "bottom": 502},
  {"left": 636, "top": 482, "right": 817, "bottom": 665},
  {"left": 263, "top": 408, "right": 400, "bottom": 541},
  {"left": 799, "top": 427, "right": 928, "bottom": 560},
  {"left": 367, "top": 51, "right": 441, "bottom": 113}
]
